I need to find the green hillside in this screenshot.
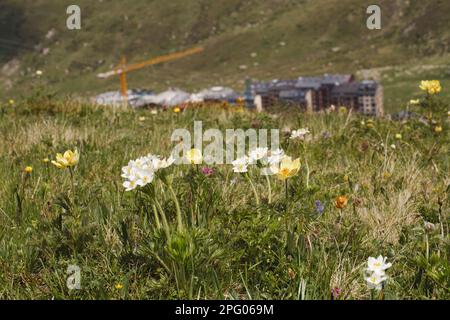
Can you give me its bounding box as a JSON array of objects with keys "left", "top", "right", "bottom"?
[{"left": 1, "top": 0, "right": 450, "bottom": 111}]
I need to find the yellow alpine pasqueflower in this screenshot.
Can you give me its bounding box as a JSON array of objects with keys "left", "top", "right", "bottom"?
[
  {"left": 339, "top": 106, "right": 348, "bottom": 114},
  {"left": 186, "top": 148, "right": 202, "bottom": 164},
  {"left": 173, "top": 107, "right": 181, "bottom": 113},
  {"left": 51, "top": 149, "right": 80, "bottom": 169},
  {"left": 271, "top": 156, "right": 301, "bottom": 180},
  {"left": 395, "top": 133, "right": 402, "bottom": 140},
  {"left": 24, "top": 166, "right": 33, "bottom": 174},
  {"left": 434, "top": 126, "right": 443, "bottom": 134},
  {"left": 9, "top": 99, "right": 15, "bottom": 105},
  {"left": 419, "top": 80, "right": 442, "bottom": 95}
]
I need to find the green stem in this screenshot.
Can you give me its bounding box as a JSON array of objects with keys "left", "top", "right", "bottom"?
[
  {"left": 154, "top": 198, "right": 171, "bottom": 238},
  {"left": 168, "top": 184, "right": 184, "bottom": 232},
  {"left": 302, "top": 143, "right": 310, "bottom": 189},
  {"left": 379, "top": 289, "right": 385, "bottom": 301},
  {"left": 189, "top": 180, "right": 198, "bottom": 227},
  {"left": 285, "top": 179, "right": 289, "bottom": 201},
  {"left": 305, "top": 158, "right": 310, "bottom": 189},
  {"left": 68, "top": 167, "right": 77, "bottom": 220},
  {"left": 152, "top": 203, "right": 161, "bottom": 230},
  {"left": 284, "top": 179, "right": 290, "bottom": 236},
  {"left": 246, "top": 173, "right": 260, "bottom": 206},
  {"left": 265, "top": 175, "right": 272, "bottom": 204},
  {"left": 69, "top": 167, "right": 75, "bottom": 193}
]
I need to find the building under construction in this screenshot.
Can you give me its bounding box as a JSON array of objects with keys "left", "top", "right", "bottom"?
[{"left": 247, "top": 74, "right": 384, "bottom": 117}]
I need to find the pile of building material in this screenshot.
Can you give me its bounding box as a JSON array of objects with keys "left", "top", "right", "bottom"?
[
  {"left": 95, "top": 89, "right": 155, "bottom": 108},
  {"left": 94, "top": 86, "right": 239, "bottom": 108},
  {"left": 95, "top": 88, "right": 192, "bottom": 108},
  {"left": 146, "top": 89, "right": 191, "bottom": 107},
  {"left": 195, "top": 86, "right": 238, "bottom": 103}
]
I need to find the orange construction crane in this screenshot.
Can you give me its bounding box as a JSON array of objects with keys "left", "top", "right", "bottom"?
[{"left": 97, "top": 47, "right": 204, "bottom": 104}]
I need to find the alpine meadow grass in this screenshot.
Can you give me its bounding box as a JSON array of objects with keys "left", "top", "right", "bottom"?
[{"left": 0, "top": 89, "right": 448, "bottom": 300}]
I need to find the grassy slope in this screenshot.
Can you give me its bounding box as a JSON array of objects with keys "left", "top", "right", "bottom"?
[{"left": 1, "top": 0, "right": 450, "bottom": 111}]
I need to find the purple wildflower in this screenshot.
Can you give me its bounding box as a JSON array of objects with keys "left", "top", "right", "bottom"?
[
  {"left": 315, "top": 200, "right": 325, "bottom": 215},
  {"left": 201, "top": 167, "right": 214, "bottom": 176},
  {"left": 331, "top": 287, "right": 341, "bottom": 300}
]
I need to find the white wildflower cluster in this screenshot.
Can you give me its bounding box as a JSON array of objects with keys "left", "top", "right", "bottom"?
[
  {"left": 232, "top": 147, "right": 285, "bottom": 174},
  {"left": 290, "top": 128, "right": 310, "bottom": 140},
  {"left": 365, "top": 255, "right": 392, "bottom": 291},
  {"left": 232, "top": 156, "right": 250, "bottom": 173},
  {"left": 121, "top": 154, "right": 175, "bottom": 191}
]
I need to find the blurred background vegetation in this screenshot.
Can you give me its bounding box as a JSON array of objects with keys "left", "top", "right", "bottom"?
[{"left": 1, "top": 0, "right": 450, "bottom": 112}]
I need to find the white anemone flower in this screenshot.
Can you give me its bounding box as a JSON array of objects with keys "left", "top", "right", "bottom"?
[
  {"left": 133, "top": 157, "right": 148, "bottom": 169},
  {"left": 365, "top": 272, "right": 388, "bottom": 291},
  {"left": 260, "top": 149, "right": 285, "bottom": 175},
  {"left": 290, "top": 128, "right": 310, "bottom": 140},
  {"left": 122, "top": 154, "right": 162, "bottom": 191},
  {"left": 152, "top": 156, "right": 175, "bottom": 171},
  {"left": 121, "top": 162, "right": 136, "bottom": 179},
  {"left": 249, "top": 147, "right": 269, "bottom": 164},
  {"left": 367, "top": 256, "right": 392, "bottom": 275},
  {"left": 232, "top": 157, "right": 249, "bottom": 173},
  {"left": 267, "top": 149, "right": 285, "bottom": 165},
  {"left": 135, "top": 167, "right": 155, "bottom": 187},
  {"left": 122, "top": 153, "right": 177, "bottom": 191},
  {"left": 123, "top": 179, "right": 138, "bottom": 191}
]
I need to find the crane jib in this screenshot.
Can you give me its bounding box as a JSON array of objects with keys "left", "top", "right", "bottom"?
[{"left": 97, "top": 47, "right": 204, "bottom": 79}]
